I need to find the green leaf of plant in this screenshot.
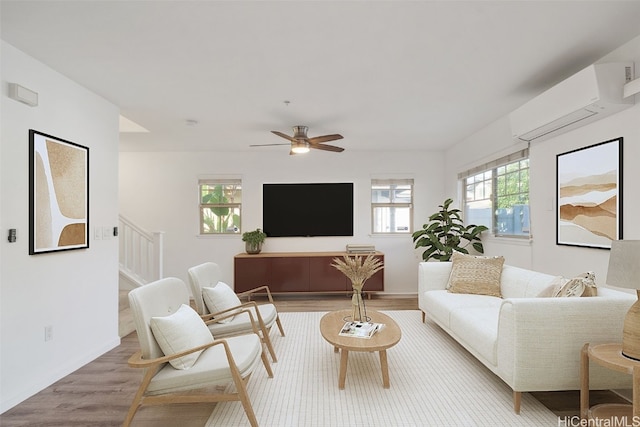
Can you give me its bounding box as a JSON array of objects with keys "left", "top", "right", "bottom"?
[{"left": 472, "top": 242, "right": 484, "bottom": 253}]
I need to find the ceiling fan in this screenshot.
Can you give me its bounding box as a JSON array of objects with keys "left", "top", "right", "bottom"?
[{"left": 250, "top": 126, "right": 344, "bottom": 154}]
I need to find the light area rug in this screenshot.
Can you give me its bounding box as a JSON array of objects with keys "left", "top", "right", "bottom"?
[{"left": 206, "top": 311, "right": 559, "bottom": 427}]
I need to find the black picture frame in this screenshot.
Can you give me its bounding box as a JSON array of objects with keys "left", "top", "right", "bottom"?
[
  {"left": 29, "top": 130, "right": 89, "bottom": 254},
  {"left": 556, "top": 137, "right": 622, "bottom": 249}
]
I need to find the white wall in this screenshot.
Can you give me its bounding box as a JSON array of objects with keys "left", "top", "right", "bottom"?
[
  {"left": 444, "top": 35, "right": 640, "bottom": 283},
  {"left": 120, "top": 34, "right": 640, "bottom": 294},
  {"left": 0, "top": 42, "right": 121, "bottom": 412},
  {"left": 119, "top": 149, "right": 445, "bottom": 295}
]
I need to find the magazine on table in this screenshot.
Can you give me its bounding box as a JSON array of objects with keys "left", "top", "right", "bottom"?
[{"left": 338, "top": 321, "right": 384, "bottom": 339}]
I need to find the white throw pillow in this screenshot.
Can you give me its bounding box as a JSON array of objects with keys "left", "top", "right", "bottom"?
[
  {"left": 150, "top": 304, "right": 214, "bottom": 370},
  {"left": 202, "top": 281, "right": 242, "bottom": 323}
]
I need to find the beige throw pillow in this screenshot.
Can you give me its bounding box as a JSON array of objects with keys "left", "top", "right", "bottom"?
[
  {"left": 537, "top": 271, "right": 598, "bottom": 298},
  {"left": 447, "top": 252, "right": 505, "bottom": 297},
  {"left": 536, "top": 276, "right": 567, "bottom": 297},
  {"left": 554, "top": 271, "right": 597, "bottom": 297},
  {"left": 150, "top": 304, "right": 214, "bottom": 370}
]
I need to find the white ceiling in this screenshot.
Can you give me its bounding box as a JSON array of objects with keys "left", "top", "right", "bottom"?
[{"left": 3, "top": 1, "right": 640, "bottom": 153}]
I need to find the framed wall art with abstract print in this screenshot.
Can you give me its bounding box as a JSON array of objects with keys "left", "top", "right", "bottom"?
[
  {"left": 29, "top": 130, "right": 89, "bottom": 254},
  {"left": 556, "top": 137, "right": 622, "bottom": 249}
]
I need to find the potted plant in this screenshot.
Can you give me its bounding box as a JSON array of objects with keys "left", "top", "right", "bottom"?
[
  {"left": 412, "top": 198, "right": 488, "bottom": 262},
  {"left": 242, "top": 228, "right": 266, "bottom": 254}
]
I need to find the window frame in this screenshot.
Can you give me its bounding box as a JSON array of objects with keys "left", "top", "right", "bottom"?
[
  {"left": 370, "top": 178, "right": 414, "bottom": 235},
  {"left": 198, "top": 178, "right": 242, "bottom": 236},
  {"left": 459, "top": 149, "right": 530, "bottom": 239}
]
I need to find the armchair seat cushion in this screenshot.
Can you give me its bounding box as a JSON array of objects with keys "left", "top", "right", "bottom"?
[
  {"left": 147, "top": 334, "right": 263, "bottom": 395},
  {"left": 207, "top": 303, "right": 278, "bottom": 336}
]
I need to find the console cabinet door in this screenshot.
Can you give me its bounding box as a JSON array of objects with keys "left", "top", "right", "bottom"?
[
  {"left": 309, "top": 256, "right": 350, "bottom": 292},
  {"left": 234, "top": 257, "right": 271, "bottom": 293},
  {"left": 270, "top": 257, "right": 310, "bottom": 292}
]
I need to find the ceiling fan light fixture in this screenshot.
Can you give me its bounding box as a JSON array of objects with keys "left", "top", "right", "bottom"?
[
  {"left": 292, "top": 125, "right": 308, "bottom": 138},
  {"left": 291, "top": 141, "right": 310, "bottom": 154}
]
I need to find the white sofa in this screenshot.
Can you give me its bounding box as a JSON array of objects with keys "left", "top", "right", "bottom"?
[{"left": 418, "top": 261, "right": 635, "bottom": 413}]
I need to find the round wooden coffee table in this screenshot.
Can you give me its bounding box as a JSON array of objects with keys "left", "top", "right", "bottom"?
[{"left": 320, "top": 309, "right": 401, "bottom": 389}]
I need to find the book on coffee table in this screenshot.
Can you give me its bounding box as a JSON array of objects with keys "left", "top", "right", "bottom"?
[{"left": 338, "top": 321, "right": 384, "bottom": 339}]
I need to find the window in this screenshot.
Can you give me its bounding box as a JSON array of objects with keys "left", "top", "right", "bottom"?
[
  {"left": 371, "top": 179, "right": 413, "bottom": 234},
  {"left": 460, "top": 149, "right": 530, "bottom": 238},
  {"left": 198, "top": 179, "right": 242, "bottom": 235}
]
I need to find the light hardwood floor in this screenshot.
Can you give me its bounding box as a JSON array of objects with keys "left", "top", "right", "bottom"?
[{"left": 0, "top": 292, "right": 628, "bottom": 426}]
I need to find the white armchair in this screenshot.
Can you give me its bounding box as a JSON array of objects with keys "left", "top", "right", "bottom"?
[
  {"left": 125, "top": 277, "right": 272, "bottom": 427},
  {"left": 187, "top": 261, "right": 285, "bottom": 363}
]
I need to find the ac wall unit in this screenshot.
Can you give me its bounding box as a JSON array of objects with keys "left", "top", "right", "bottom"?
[{"left": 509, "top": 62, "right": 634, "bottom": 143}]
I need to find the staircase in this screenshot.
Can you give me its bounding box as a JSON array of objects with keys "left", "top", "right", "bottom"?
[
  {"left": 118, "top": 215, "right": 164, "bottom": 336},
  {"left": 118, "top": 215, "right": 164, "bottom": 289}
]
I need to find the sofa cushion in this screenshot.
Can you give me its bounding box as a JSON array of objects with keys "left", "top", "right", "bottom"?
[
  {"left": 449, "top": 306, "right": 499, "bottom": 365},
  {"left": 150, "top": 304, "right": 214, "bottom": 370},
  {"left": 447, "top": 252, "right": 505, "bottom": 297},
  {"left": 202, "top": 282, "right": 242, "bottom": 323},
  {"left": 423, "top": 290, "right": 502, "bottom": 329},
  {"left": 500, "top": 266, "right": 557, "bottom": 298}
]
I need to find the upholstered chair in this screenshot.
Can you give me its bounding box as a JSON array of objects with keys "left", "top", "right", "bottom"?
[
  {"left": 125, "top": 277, "right": 272, "bottom": 427},
  {"left": 187, "top": 261, "right": 285, "bottom": 362}
]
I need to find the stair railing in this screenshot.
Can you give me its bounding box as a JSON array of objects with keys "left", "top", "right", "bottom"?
[{"left": 118, "top": 215, "right": 164, "bottom": 286}]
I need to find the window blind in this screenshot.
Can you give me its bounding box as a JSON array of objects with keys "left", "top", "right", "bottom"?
[{"left": 457, "top": 148, "right": 529, "bottom": 180}]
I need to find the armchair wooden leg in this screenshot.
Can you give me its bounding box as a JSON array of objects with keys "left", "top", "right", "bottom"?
[
  {"left": 421, "top": 311, "right": 425, "bottom": 323},
  {"left": 123, "top": 401, "right": 139, "bottom": 427},
  {"left": 276, "top": 315, "right": 285, "bottom": 336},
  {"left": 263, "top": 331, "right": 278, "bottom": 363},
  {"left": 123, "top": 368, "right": 156, "bottom": 427},
  {"left": 233, "top": 373, "right": 259, "bottom": 427},
  {"left": 513, "top": 391, "right": 521, "bottom": 414},
  {"left": 261, "top": 350, "right": 274, "bottom": 378}
]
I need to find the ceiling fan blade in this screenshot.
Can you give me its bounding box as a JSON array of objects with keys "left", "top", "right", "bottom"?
[
  {"left": 308, "top": 134, "right": 343, "bottom": 144},
  {"left": 310, "top": 144, "right": 344, "bottom": 152},
  {"left": 271, "top": 130, "right": 296, "bottom": 142},
  {"left": 250, "top": 143, "right": 291, "bottom": 147}
]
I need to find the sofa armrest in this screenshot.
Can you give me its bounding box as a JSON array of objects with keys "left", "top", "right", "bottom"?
[
  {"left": 418, "top": 262, "right": 452, "bottom": 315},
  {"left": 496, "top": 295, "right": 635, "bottom": 392}
]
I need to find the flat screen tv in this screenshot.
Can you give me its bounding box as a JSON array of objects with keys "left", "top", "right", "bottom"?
[{"left": 263, "top": 183, "right": 354, "bottom": 237}]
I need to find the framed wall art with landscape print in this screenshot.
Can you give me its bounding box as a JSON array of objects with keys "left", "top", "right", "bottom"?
[
  {"left": 29, "top": 130, "right": 89, "bottom": 255},
  {"left": 556, "top": 137, "right": 622, "bottom": 249}
]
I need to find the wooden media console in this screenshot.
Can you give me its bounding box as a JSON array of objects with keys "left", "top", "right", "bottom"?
[{"left": 233, "top": 251, "right": 384, "bottom": 294}]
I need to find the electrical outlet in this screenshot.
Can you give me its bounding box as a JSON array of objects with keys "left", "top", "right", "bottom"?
[{"left": 44, "top": 325, "right": 53, "bottom": 341}]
